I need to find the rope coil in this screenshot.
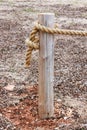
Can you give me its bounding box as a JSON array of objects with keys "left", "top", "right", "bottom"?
[{"left": 25, "top": 23, "right": 87, "bottom": 67}]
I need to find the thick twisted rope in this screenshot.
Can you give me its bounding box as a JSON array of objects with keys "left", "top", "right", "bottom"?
[
  {"left": 35, "top": 23, "right": 87, "bottom": 36},
  {"left": 25, "top": 23, "right": 87, "bottom": 67},
  {"left": 25, "top": 27, "right": 39, "bottom": 67}
]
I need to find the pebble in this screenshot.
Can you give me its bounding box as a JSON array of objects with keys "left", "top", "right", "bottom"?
[
  {"left": 4, "top": 85, "right": 15, "bottom": 91},
  {"left": 54, "top": 127, "right": 59, "bottom": 130},
  {"left": 64, "top": 116, "right": 68, "bottom": 120}
]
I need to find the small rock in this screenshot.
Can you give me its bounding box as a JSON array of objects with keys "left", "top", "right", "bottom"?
[
  {"left": 35, "top": 127, "right": 45, "bottom": 130},
  {"left": 64, "top": 116, "right": 68, "bottom": 120},
  {"left": 76, "top": 81, "right": 82, "bottom": 86},
  {"left": 0, "top": 113, "right": 2, "bottom": 116},
  {"left": 4, "top": 85, "right": 15, "bottom": 91},
  {"left": 54, "top": 127, "right": 59, "bottom": 130},
  {"left": 56, "top": 99, "right": 62, "bottom": 102}
]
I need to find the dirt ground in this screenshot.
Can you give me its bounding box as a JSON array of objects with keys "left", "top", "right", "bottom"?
[{"left": 0, "top": 0, "right": 87, "bottom": 129}]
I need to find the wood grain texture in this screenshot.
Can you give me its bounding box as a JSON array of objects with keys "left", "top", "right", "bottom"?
[{"left": 38, "top": 13, "right": 55, "bottom": 118}]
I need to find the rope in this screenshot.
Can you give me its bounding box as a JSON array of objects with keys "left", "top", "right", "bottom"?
[
  {"left": 25, "top": 23, "right": 87, "bottom": 67},
  {"left": 25, "top": 27, "right": 39, "bottom": 67},
  {"left": 35, "top": 23, "right": 87, "bottom": 36}
]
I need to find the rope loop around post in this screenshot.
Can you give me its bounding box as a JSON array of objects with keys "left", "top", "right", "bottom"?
[
  {"left": 35, "top": 23, "right": 87, "bottom": 36},
  {"left": 25, "top": 22, "right": 87, "bottom": 67}
]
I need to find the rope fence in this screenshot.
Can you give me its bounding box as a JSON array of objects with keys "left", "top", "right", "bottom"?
[
  {"left": 25, "top": 13, "right": 87, "bottom": 119},
  {"left": 25, "top": 22, "right": 87, "bottom": 67}
]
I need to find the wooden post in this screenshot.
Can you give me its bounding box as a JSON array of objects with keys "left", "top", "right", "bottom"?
[{"left": 38, "top": 13, "right": 55, "bottom": 118}]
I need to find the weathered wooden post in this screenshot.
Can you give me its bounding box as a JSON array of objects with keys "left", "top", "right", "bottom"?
[{"left": 38, "top": 13, "right": 55, "bottom": 118}]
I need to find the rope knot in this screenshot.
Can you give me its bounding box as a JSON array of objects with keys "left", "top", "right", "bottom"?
[{"left": 25, "top": 38, "right": 39, "bottom": 50}]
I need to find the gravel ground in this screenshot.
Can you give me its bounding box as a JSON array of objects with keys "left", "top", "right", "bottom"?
[{"left": 0, "top": 0, "right": 87, "bottom": 129}]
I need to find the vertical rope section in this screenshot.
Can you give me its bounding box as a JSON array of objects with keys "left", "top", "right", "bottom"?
[{"left": 25, "top": 27, "right": 39, "bottom": 67}]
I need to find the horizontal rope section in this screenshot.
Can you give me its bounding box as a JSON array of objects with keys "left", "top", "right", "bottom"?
[
  {"left": 25, "top": 23, "right": 87, "bottom": 67},
  {"left": 35, "top": 23, "right": 87, "bottom": 36}
]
